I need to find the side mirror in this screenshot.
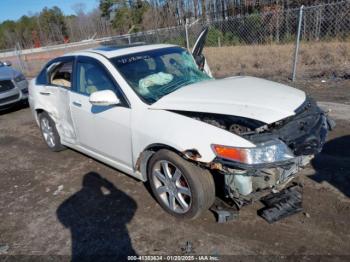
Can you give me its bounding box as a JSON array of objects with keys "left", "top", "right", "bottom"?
[
  {"left": 89, "top": 90, "right": 121, "bottom": 106},
  {"left": 3, "top": 61, "right": 12, "bottom": 66}
]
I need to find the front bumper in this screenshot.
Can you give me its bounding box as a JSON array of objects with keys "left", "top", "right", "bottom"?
[
  {"left": 0, "top": 79, "right": 28, "bottom": 107},
  {"left": 215, "top": 154, "right": 311, "bottom": 203},
  {"left": 212, "top": 98, "right": 332, "bottom": 204}
]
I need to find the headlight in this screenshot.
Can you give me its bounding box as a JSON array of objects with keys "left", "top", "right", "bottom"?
[
  {"left": 212, "top": 139, "right": 294, "bottom": 165},
  {"left": 14, "top": 74, "right": 26, "bottom": 82}
]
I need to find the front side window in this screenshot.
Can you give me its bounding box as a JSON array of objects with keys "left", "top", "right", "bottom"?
[
  {"left": 110, "top": 47, "right": 212, "bottom": 104},
  {"left": 76, "top": 60, "right": 116, "bottom": 96},
  {"left": 49, "top": 61, "right": 73, "bottom": 88}
]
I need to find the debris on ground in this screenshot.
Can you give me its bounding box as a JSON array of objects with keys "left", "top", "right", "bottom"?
[
  {"left": 258, "top": 185, "right": 303, "bottom": 224},
  {"left": 0, "top": 244, "right": 9, "bottom": 254},
  {"left": 304, "top": 212, "right": 311, "bottom": 218},
  {"left": 181, "top": 241, "right": 194, "bottom": 255},
  {"left": 53, "top": 185, "right": 64, "bottom": 196},
  {"left": 210, "top": 198, "right": 239, "bottom": 223}
]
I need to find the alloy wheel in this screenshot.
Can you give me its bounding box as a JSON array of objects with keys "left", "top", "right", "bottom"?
[
  {"left": 40, "top": 117, "right": 55, "bottom": 148},
  {"left": 151, "top": 160, "right": 192, "bottom": 214}
]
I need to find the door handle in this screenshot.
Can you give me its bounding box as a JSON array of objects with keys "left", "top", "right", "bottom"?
[
  {"left": 72, "top": 101, "right": 82, "bottom": 107},
  {"left": 39, "top": 91, "right": 51, "bottom": 96}
]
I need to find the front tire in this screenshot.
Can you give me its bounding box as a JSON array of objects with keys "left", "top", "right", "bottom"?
[
  {"left": 148, "top": 149, "right": 215, "bottom": 219},
  {"left": 39, "top": 112, "right": 65, "bottom": 152}
]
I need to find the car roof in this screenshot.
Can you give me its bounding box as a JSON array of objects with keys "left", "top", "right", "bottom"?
[{"left": 67, "top": 43, "right": 179, "bottom": 59}]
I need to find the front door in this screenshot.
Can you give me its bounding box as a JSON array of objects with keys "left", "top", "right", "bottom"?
[{"left": 69, "top": 56, "right": 133, "bottom": 169}]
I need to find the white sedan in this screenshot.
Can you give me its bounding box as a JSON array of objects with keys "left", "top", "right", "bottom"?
[{"left": 29, "top": 36, "right": 332, "bottom": 220}]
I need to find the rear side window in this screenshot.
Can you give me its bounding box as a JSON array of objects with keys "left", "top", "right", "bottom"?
[
  {"left": 49, "top": 61, "right": 73, "bottom": 88},
  {"left": 36, "top": 57, "right": 74, "bottom": 87}
]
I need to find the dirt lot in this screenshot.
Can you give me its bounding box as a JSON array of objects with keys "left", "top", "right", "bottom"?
[{"left": 0, "top": 80, "right": 350, "bottom": 260}]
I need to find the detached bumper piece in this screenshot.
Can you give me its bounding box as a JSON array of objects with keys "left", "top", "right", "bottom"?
[
  {"left": 210, "top": 198, "right": 239, "bottom": 223},
  {"left": 258, "top": 185, "right": 303, "bottom": 223}
]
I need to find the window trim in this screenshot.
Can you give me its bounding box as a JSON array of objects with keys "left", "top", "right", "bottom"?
[
  {"left": 73, "top": 56, "right": 130, "bottom": 108},
  {"left": 36, "top": 56, "right": 75, "bottom": 90}
]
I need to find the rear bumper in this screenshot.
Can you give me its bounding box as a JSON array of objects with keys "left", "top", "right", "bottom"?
[{"left": 0, "top": 79, "right": 28, "bottom": 107}]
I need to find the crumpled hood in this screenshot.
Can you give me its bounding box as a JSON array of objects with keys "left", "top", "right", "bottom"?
[
  {"left": 0, "top": 66, "right": 21, "bottom": 80},
  {"left": 150, "top": 76, "right": 306, "bottom": 124}
]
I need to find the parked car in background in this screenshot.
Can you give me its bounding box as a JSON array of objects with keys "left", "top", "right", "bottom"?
[
  {"left": 0, "top": 60, "right": 28, "bottom": 108},
  {"left": 28, "top": 30, "right": 333, "bottom": 222}
]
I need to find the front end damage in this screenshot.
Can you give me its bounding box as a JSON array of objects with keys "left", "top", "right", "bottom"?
[
  {"left": 210, "top": 152, "right": 310, "bottom": 223},
  {"left": 215, "top": 154, "right": 311, "bottom": 204},
  {"left": 178, "top": 97, "right": 335, "bottom": 222}
]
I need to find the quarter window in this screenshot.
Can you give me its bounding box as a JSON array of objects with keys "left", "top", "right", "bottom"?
[{"left": 76, "top": 61, "right": 116, "bottom": 95}]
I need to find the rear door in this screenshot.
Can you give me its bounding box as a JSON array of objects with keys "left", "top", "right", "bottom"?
[
  {"left": 36, "top": 57, "right": 77, "bottom": 143},
  {"left": 192, "top": 27, "right": 212, "bottom": 77}
]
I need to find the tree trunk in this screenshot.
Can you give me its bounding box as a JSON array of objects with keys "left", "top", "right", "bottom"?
[
  {"left": 201, "top": 0, "right": 206, "bottom": 20},
  {"left": 194, "top": 0, "right": 198, "bottom": 19},
  {"left": 221, "top": 0, "right": 225, "bottom": 20}
]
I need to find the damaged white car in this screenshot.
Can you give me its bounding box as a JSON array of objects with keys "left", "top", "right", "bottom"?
[{"left": 29, "top": 30, "right": 334, "bottom": 222}]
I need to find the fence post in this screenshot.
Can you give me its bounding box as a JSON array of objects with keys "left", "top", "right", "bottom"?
[
  {"left": 185, "top": 19, "right": 190, "bottom": 50},
  {"left": 15, "top": 43, "right": 26, "bottom": 74},
  {"left": 292, "top": 5, "right": 304, "bottom": 82}
]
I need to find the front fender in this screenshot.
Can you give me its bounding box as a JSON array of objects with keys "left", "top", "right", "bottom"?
[{"left": 132, "top": 109, "right": 255, "bottom": 166}]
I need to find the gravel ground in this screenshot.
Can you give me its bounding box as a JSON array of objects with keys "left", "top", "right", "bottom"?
[{"left": 0, "top": 80, "right": 349, "bottom": 261}]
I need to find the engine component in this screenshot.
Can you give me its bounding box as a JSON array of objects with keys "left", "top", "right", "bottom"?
[
  {"left": 171, "top": 111, "right": 262, "bottom": 135},
  {"left": 229, "top": 123, "right": 251, "bottom": 134},
  {"left": 222, "top": 155, "right": 310, "bottom": 200}
]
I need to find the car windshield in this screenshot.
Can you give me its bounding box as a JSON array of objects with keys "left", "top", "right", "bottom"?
[{"left": 110, "top": 47, "right": 212, "bottom": 104}]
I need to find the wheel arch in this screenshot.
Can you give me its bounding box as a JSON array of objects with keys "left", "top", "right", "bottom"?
[
  {"left": 135, "top": 143, "right": 204, "bottom": 182},
  {"left": 34, "top": 108, "right": 58, "bottom": 124},
  {"left": 33, "top": 108, "right": 45, "bottom": 125}
]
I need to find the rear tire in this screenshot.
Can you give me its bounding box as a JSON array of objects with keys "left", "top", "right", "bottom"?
[
  {"left": 39, "top": 112, "right": 65, "bottom": 152},
  {"left": 148, "top": 149, "right": 215, "bottom": 219}
]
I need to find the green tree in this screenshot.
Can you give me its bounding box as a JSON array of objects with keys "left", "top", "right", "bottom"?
[
  {"left": 38, "top": 6, "right": 67, "bottom": 43},
  {"left": 0, "top": 20, "right": 17, "bottom": 49},
  {"left": 99, "top": 0, "right": 149, "bottom": 33},
  {"left": 99, "top": 0, "right": 117, "bottom": 18}
]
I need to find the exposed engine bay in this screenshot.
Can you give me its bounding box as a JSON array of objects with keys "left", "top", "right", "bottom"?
[
  {"left": 173, "top": 96, "right": 334, "bottom": 209},
  {"left": 174, "top": 97, "right": 332, "bottom": 157}
]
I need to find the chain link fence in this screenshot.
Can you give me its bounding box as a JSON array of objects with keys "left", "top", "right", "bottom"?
[
  {"left": 297, "top": 2, "right": 350, "bottom": 79},
  {"left": 188, "top": 1, "right": 350, "bottom": 80},
  {"left": 1, "top": 1, "right": 349, "bottom": 81},
  {"left": 187, "top": 7, "right": 301, "bottom": 79}
]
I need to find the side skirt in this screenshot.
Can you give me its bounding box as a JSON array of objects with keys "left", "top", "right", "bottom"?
[{"left": 61, "top": 141, "right": 143, "bottom": 181}]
